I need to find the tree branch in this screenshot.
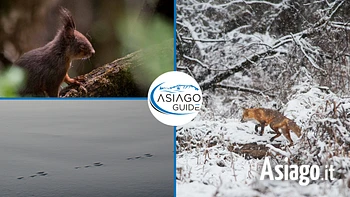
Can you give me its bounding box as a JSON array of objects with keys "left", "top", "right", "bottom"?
[
  {"left": 214, "top": 84, "right": 276, "bottom": 98},
  {"left": 199, "top": 49, "right": 277, "bottom": 91},
  {"left": 60, "top": 39, "right": 173, "bottom": 97}
]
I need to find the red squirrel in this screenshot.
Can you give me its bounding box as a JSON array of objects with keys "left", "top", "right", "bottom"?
[{"left": 15, "top": 7, "right": 95, "bottom": 97}]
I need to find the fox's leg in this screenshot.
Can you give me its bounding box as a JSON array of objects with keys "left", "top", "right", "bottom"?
[
  {"left": 255, "top": 124, "right": 261, "bottom": 133},
  {"left": 269, "top": 122, "right": 281, "bottom": 142},
  {"left": 259, "top": 122, "right": 266, "bottom": 136},
  {"left": 255, "top": 124, "right": 265, "bottom": 135},
  {"left": 282, "top": 128, "right": 294, "bottom": 146}
]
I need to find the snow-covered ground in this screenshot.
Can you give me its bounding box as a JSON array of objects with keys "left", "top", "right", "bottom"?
[
  {"left": 176, "top": 88, "right": 350, "bottom": 197},
  {"left": 0, "top": 101, "right": 173, "bottom": 197}
]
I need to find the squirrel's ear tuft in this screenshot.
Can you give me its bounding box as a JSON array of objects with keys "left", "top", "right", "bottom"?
[{"left": 60, "top": 7, "right": 75, "bottom": 38}]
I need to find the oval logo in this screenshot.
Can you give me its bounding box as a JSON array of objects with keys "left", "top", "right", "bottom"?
[{"left": 148, "top": 71, "right": 202, "bottom": 126}]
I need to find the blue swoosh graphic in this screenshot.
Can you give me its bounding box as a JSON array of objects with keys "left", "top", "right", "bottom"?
[{"left": 150, "top": 82, "right": 192, "bottom": 116}]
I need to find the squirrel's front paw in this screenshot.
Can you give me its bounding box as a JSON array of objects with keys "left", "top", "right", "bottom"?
[
  {"left": 71, "top": 79, "right": 81, "bottom": 85},
  {"left": 75, "top": 75, "right": 86, "bottom": 83},
  {"left": 65, "top": 77, "right": 80, "bottom": 85}
]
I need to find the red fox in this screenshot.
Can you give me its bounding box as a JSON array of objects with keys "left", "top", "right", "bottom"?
[{"left": 241, "top": 108, "right": 302, "bottom": 145}]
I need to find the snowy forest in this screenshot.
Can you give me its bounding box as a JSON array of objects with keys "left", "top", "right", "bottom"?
[{"left": 176, "top": 0, "right": 350, "bottom": 196}]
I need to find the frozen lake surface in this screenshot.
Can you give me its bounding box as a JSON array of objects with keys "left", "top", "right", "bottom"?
[{"left": 0, "top": 100, "right": 173, "bottom": 197}]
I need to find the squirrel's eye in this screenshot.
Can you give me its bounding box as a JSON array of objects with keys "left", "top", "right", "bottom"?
[{"left": 79, "top": 45, "right": 85, "bottom": 50}]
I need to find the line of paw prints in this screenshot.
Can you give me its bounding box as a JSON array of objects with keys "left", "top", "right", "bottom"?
[
  {"left": 74, "top": 162, "right": 104, "bottom": 169},
  {"left": 16, "top": 162, "right": 104, "bottom": 180},
  {"left": 17, "top": 171, "right": 48, "bottom": 180},
  {"left": 127, "top": 153, "right": 153, "bottom": 160},
  {"left": 16, "top": 154, "right": 154, "bottom": 180}
]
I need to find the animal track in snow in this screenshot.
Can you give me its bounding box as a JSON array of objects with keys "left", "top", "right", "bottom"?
[
  {"left": 17, "top": 171, "right": 49, "bottom": 180},
  {"left": 16, "top": 162, "right": 104, "bottom": 180},
  {"left": 127, "top": 153, "right": 153, "bottom": 160},
  {"left": 74, "top": 162, "right": 104, "bottom": 169}
]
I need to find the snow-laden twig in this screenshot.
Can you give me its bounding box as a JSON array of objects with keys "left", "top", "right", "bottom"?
[
  {"left": 328, "top": 0, "right": 345, "bottom": 20},
  {"left": 181, "top": 37, "right": 227, "bottom": 43},
  {"left": 177, "top": 64, "right": 195, "bottom": 79},
  {"left": 290, "top": 34, "right": 326, "bottom": 73},
  {"left": 183, "top": 55, "right": 229, "bottom": 71},
  {"left": 179, "top": 20, "right": 206, "bottom": 57},
  {"left": 217, "top": 0, "right": 285, "bottom": 9},
  {"left": 214, "top": 84, "right": 276, "bottom": 98},
  {"left": 266, "top": 144, "right": 290, "bottom": 157},
  {"left": 199, "top": 49, "right": 278, "bottom": 91},
  {"left": 330, "top": 21, "right": 350, "bottom": 31}
]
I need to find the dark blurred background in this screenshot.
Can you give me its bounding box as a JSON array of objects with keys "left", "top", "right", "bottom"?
[{"left": 0, "top": 0, "right": 173, "bottom": 78}]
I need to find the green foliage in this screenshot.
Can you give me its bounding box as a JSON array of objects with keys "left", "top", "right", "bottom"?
[
  {"left": 116, "top": 14, "right": 174, "bottom": 79},
  {"left": 0, "top": 66, "right": 25, "bottom": 97},
  {"left": 118, "top": 16, "right": 173, "bottom": 51}
]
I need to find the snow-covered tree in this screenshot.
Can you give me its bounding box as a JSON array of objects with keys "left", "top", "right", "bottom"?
[{"left": 176, "top": 1, "right": 350, "bottom": 196}]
